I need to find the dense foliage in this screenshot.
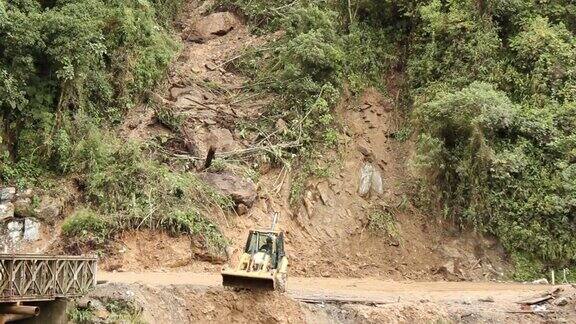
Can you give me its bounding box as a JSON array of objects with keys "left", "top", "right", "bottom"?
[
  {"left": 220, "top": 0, "right": 393, "bottom": 152},
  {"left": 0, "top": 0, "right": 230, "bottom": 250},
  {"left": 0, "top": 0, "right": 179, "bottom": 181},
  {"left": 405, "top": 1, "right": 576, "bottom": 269},
  {"left": 222, "top": 0, "right": 576, "bottom": 273},
  {"left": 2, "top": 0, "right": 576, "bottom": 273}
]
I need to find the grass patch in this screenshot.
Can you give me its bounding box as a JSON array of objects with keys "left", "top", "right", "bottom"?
[
  {"left": 104, "top": 299, "right": 145, "bottom": 324},
  {"left": 60, "top": 120, "right": 231, "bottom": 253},
  {"left": 67, "top": 307, "right": 94, "bottom": 324},
  {"left": 367, "top": 206, "right": 400, "bottom": 241}
]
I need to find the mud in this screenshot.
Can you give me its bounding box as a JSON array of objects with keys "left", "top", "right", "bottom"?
[{"left": 93, "top": 274, "right": 576, "bottom": 323}]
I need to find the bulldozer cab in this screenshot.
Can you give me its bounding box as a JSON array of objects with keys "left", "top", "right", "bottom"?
[{"left": 244, "top": 230, "right": 285, "bottom": 270}]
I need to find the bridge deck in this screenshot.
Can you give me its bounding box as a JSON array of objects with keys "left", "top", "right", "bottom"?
[{"left": 0, "top": 254, "right": 97, "bottom": 302}]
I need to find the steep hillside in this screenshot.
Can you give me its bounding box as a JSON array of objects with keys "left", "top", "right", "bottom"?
[
  {"left": 2, "top": 0, "right": 576, "bottom": 284},
  {"left": 97, "top": 1, "right": 510, "bottom": 281}
]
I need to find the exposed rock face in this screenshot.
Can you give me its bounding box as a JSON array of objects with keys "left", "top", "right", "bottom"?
[
  {"left": 358, "top": 163, "right": 383, "bottom": 197},
  {"left": 2, "top": 217, "right": 41, "bottom": 250},
  {"left": 0, "top": 187, "right": 16, "bottom": 202},
  {"left": 34, "top": 196, "right": 63, "bottom": 223},
  {"left": 0, "top": 202, "right": 14, "bottom": 220},
  {"left": 199, "top": 172, "right": 257, "bottom": 207},
  {"left": 23, "top": 218, "right": 40, "bottom": 241},
  {"left": 188, "top": 12, "right": 241, "bottom": 43},
  {"left": 7, "top": 220, "right": 23, "bottom": 243}
]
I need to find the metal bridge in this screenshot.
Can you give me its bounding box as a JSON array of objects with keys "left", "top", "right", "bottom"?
[{"left": 0, "top": 254, "right": 97, "bottom": 302}]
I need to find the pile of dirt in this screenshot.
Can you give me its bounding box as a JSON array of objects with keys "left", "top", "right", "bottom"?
[
  {"left": 88, "top": 282, "right": 576, "bottom": 323},
  {"left": 100, "top": 230, "right": 223, "bottom": 273},
  {"left": 89, "top": 283, "right": 453, "bottom": 323},
  {"left": 91, "top": 283, "right": 321, "bottom": 323}
]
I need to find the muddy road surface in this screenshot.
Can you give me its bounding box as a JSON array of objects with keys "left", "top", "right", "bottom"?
[{"left": 99, "top": 272, "right": 556, "bottom": 303}]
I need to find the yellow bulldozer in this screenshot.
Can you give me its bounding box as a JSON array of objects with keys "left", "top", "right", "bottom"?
[{"left": 221, "top": 213, "right": 288, "bottom": 291}]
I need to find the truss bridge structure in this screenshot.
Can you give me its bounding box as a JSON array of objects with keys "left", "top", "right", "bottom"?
[{"left": 0, "top": 254, "right": 97, "bottom": 302}]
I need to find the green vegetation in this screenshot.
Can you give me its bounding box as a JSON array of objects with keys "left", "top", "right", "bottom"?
[
  {"left": 368, "top": 206, "right": 399, "bottom": 241},
  {"left": 104, "top": 299, "right": 145, "bottom": 324},
  {"left": 221, "top": 0, "right": 576, "bottom": 275},
  {"left": 68, "top": 298, "right": 145, "bottom": 324},
  {"left": 3, "top": 0, "right": 576, "bottom": 276},
  {"left": 406, "top": 2, "right": 576, "bottom": 272},
  {"left": 67, "top": 306, "right": 94, "bottom": 324},
  {"left": 0, "top": 0, "right": 180, "bottom": 183},
  {"left": 218, "top": 0, "right": 394, "bottom": 153},
  {"left": 59, "top": 123, "right": 231, "bottom": 252},
  {"left": 0, "top": 0, "right": 230, "bottom": 251}
]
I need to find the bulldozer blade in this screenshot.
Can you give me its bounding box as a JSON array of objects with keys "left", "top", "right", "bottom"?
[{"left": 222, "top": 272, "right": 275, "bottom": 290}]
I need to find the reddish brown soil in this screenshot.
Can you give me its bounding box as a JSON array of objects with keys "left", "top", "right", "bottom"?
[
  {"left": 94, "top": 273, "right": 576, "bottom": 323},
  {"left": 104, "top": 0, "right": 512, "bottom": 283}
]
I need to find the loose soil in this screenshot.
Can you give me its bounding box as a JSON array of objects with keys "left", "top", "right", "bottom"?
[
  {"left": 94, "top": 272, "right": 576, "bottom": 323},
  {"left": 40, "top": 0, "right": 573, "bottom": 322},
  {"left": 106, "top": 0, "right": 511, "bottom": 283}
]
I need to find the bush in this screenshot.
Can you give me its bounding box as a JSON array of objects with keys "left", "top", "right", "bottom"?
[
  {"left": 402, "top": 0, "right": 576, "bottom": 270},
  {"left": 61, "top": 208, "right": 114, "bottom": 245},
  {"left": 368, "top": 207, "right": 399, "bottom": 240},
  {"left": 223, "top": 0, "right": 394, "bottom": 159},
  {"left": 58, "top": 122, "right": 231, "bottom": 251},
  {"left": 49, "top": 113, "right": 231, "bottom": 251},
  {"left": 0, "top": 0, "right": 179, "bottom": 179},
  {"left": 415, "top": 82, "right": 576, "bottom": 266}
]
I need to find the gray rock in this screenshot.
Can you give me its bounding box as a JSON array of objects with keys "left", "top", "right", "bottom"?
[
  {"left": 371, "top": 167, "right": 383, "bottom": 195},
  {"left": 0, "top": 187, "right": 16, "bottom": 202},
  {"left": 15, "top": 188, "right": 33, "bottom": 199},
  {"left": 13, "top": 198, "right": 33, "bottom": 218},
  {"left": 440, "top": 260, "right": 456, "bottom": 275},
  {"left": 23, "top": 218, "right": 40, "bottom": 241},
  {"left": 34, "top": 196, "right": 63, "bottom": 223},
  {"left": 190, "top": 12, "right": 240, "bottom": 42},
  {"left": 0, "top": 202, "right": 14, "bottom": 220},
  {"left": 7, "top": 220, "right": 23, "bottom": 243},
  {"left": 358, "top": 164, "right": 373, "bottom": 197},
  {"left": 199, "top": 172, "right": 257, "bottom": 207},
  {"left": 555, "top": 297, "right": 569, "bottom": 306},
  {"left": 358, "top": 163, "right": 383, "bottom": 197}
]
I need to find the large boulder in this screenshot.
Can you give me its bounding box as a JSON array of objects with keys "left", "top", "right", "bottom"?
[
  {"left": 13, "top": 198, "right": 33, "bottom": 218},
  {"left": 358, "top": 163, "right": 383, "bottom": 197},
  {"left": 199, "top": 172, "right": 257, "bottom": 207},
  {"left": 187, "top": 12, "right": 241, "bottom": 42},
  {"left": 0, "top": 202, "right": 14, "bottom": 221},
  {"left": 34, "top": 196, "right": 63, "bottom": 224},
  {"left": 23, "top": 218, "right": 40, "bottom": 241},
  {"left": 0, "top": 187, "right": 16, "bottom": 202}
]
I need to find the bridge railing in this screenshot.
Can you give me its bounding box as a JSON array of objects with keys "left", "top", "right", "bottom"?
[{"left": 0, "top": 254, "right": 97, "bottom": 302}]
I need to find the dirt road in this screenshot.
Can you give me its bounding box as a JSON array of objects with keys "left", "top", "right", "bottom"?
[
  {"left": 99, "top": 271, "right": 565, "bottom": 305},
  {"left": 95, "top": 272, "right": 576, "bottom": 323}
]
